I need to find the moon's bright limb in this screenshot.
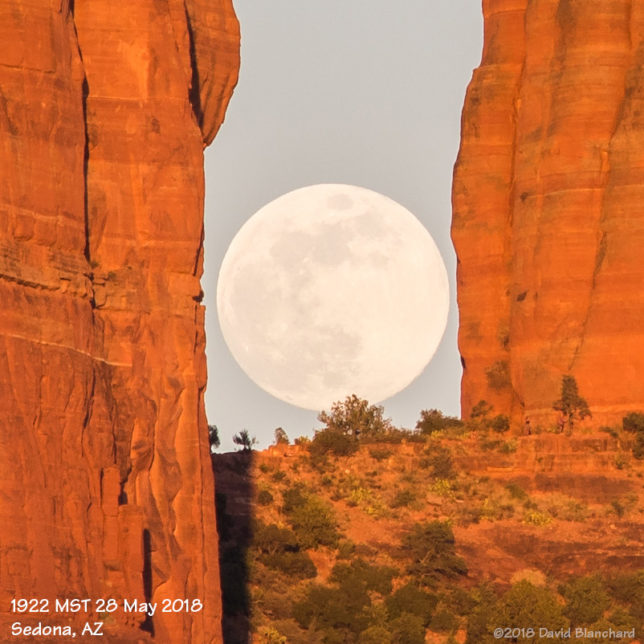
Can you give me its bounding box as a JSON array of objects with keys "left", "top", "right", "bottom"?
[{"left": 216, "top": 184, "right": 449, "bottom": 411}]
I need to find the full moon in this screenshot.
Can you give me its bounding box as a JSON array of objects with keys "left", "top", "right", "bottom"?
[{"left": 216, "top": 184, "right": 449, "bottom": 411}]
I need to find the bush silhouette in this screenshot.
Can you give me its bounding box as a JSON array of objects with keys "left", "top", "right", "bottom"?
[
  {"left": 273, "top": 427, "right": 290, "bottom": 445},
  {"left": 318, "top": 394, "right": 392, "bottom": 439},
  {"left": 233, "top": 429, "right": 257, "bottom": 451}
]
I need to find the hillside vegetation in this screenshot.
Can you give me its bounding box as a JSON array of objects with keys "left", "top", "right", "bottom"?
[{"left": 212, "top": 398, "right": 644, "bottom": 644}]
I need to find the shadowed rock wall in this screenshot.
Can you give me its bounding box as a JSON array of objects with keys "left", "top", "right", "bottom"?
[
  {"left": 453, "top": 0, "right": 644, "bottom": 428},
  {"left": 0, "top": 0, "right": 239, "bottom": 641}
]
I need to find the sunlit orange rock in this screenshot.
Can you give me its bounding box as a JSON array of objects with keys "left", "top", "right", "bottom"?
[
  {"left": 0, "top": 0, "right": 239, "bottom": 641},
  {"left": 453, "top": 0, "right": 644, "bottom": 429}
]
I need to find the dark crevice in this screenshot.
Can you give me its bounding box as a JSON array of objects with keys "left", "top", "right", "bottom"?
[
  {"left": 140, "top": 529, "right": 155, "bottom": 636},
  {"left": 183, "top": 4, "right": 203, "bottom": 129},
  {"left": 69, "top": 0, "right": 92, "bottom": 267},
  {"left": 81, "top": 77, "right": 91, "bottom": 263}
]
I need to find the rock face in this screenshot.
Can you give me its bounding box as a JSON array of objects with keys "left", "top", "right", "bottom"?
[
  {"left": 453, "top": 0, "right": 644, "bottom": 427},
  {"left": 0, "top": 1, "right": 238, "bottom": 641}
]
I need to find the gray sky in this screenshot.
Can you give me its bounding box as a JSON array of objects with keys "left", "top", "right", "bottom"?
[{"left": 203, "top": 1, "right": 483, "bottom": 451}]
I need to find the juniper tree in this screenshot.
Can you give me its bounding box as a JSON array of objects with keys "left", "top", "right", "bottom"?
[{"left": 553, "top": 375, "right": 591, "bottom": 433}]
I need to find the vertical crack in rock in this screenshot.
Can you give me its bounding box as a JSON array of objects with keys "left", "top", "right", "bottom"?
[
  {"left": 184, "top": 4, "right": 204, "bottom": 132},
  {"left": 81, "top": 77, "right": 91, "bottom": 264}
]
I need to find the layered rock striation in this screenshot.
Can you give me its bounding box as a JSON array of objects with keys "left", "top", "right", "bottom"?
[
  {"left": 453, "top": 0, "right": 644, "bottom": 427},
  {"left": 0, "top": 1, "right": 239, "bottom": 641}
]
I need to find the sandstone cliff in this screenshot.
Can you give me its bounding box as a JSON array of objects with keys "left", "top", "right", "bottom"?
[
  {"left": 453, "top": 0, "right": 644, "bottom": 427},
  {"left": 0, "top": 1, "right": 239, "bottom": 641}
]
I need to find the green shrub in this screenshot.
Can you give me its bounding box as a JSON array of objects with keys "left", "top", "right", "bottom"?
[
  {"left": 450, "top": 587, "right": 477, "bottom": 616},
  {"left": 288, "top": 495, "right": 339, "bottom": 549},
  {"left": 523, "top": 510, "right": 552, "bottom": 526},
  {"left": 416, "top": 409, "right": 464, "bottom": 435},
  {"left": 421, "top": 445, "right": 455, "bottom": 479},
  {"left": 257, "top": 490, "right": 274, "bottom": 506},
  {"left": 431, "top": 478, "right": 456, "bottom": 498},
  {"left": 470, "top": 400, "right": 493, "bottom": 424},
  {"left": 274, "top": 427, "right": 290, "bottom": 445},
  {"left": 489, "top": 581, "right": 568, "bottom": 643},
  {"left": 369, "top": 447, "right": 393, "bottom": 461},
  {"left": 465, "top": 584, "right": 499, "bottom": 644},
  {"left": 309, "top": 429, "right": 358, "bottom": 458},
  {"left": 610, "top": 499, "right": 625, "bottom": 517},
  {"left": 607, "top": 571, "right": 644, "bottom": 622},
  {"left": 491, "top": 414, "right": 510, "bottom": 433},
  {"left": 254, "top": 522, "right": 298, "bottom": 555},
  {"left": 358, "top": 625, "right": 392, "bottom": 644},
  {"left": 253, "top": 521, "right": 317, "bottom": 579},
  {"left": 336, "top": 540, "right": 356, "bottom": 560},
  {"left": 261, "top": 551, "right": 316, "bottom": 579},
  {"left": 402, "top": 521, "right": 467, "bottom": 585},
  {"left": 600, "top": 426, "right": 620, "bottom": 439},
  {"left": 385, "top": 583, "right": 436, "bottom": 626},
  {"left": 505, "top": 483, "right": 528, "bottom": 501},
  {"left": 623, "top": 412, "right": 644, "bottom": 433},
  {"left": 456, "top": 505, "right": 483, "bottom": 526},
  {"left": 281, "top": 485, "right": 307, "bottom": 514},
  {"left": 389, "top": 613, "right": 425, "bottom": 644},
  {"left": 257, "top": 591, "right": 294, "bottom": 622},
  {"left": 606, "top": 607, "right": 638, "bottom": 634},
  {"left": 257, "top": 625, "right": 287, "bottom": 644},
  {"left": 547, "top": 498, "right": 588, "bottom": 522},
  {"left": 292, "top": 583, "right": 370, "bottom": 637},
  {"left": 318, "top": 394, "right": 393, "bottom": 439},
  {"left": 329, "top": 558, "right": 396, "bottom": 596},
  {"left": 390, "top": 489, "right": 416, "bottom": 508},
  {"left": 552, "top": 375, "right": 591, "bottom": 432},
  {"left": 559, "top": 575, "right": 610, "bottom": 626},
  {"left": 429, "top": 605, "right": 459, "bottom": 633},
  {"left": 498, "top": 439, "right": 517, "bottom": 453},
  {"left": 633, "top": 434, "right": 644, "bottom": 460}
]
